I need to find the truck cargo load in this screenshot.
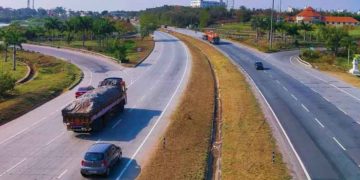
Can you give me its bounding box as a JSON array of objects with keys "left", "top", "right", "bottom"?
[{"left": 62, "top": 77, "right": 127, "bottom": 133}]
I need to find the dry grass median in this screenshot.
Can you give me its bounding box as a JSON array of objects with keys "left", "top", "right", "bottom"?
[
  {"left": 139, "top": 33, "right": 215, "bottom": 179},
  {"left": 171, "top": 33, "right": 290, "bottom": 180}
]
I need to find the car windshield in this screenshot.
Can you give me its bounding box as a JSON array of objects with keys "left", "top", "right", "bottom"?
[
  {"left": 78, "top": 87, "right": 93, "bottom": 91},
  {"left": 84, "top": 153, "right": 104, "bottom": 161},
  {"left": 256, "top": 62, "right": 263, "bottom": 65}
]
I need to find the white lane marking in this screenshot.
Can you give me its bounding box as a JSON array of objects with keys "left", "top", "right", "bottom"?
[
  {"left": 324, "top": 97, "right": 330, "bottom": 102},
  {"left": 276, "top": 80, "right": 281, "bottom": 84},
  {"left": 333, "top": 137, "right": 346, "bottom": 151},
  {"left": 338, "top": 107, "right": 348, "bottom": 115},
  {"left": 302, "top": 69, "right": 360, "bottom": 103},
  {"left": 311, "top": 88, "right": 319, "bottom": 94},
  {"left": 45, "top": 132, "right": 65, "bottom": 146},
  {"left": 83, "top": 67, "right": 93, "bottom": 85},
  {"left": 57, "top": 169, "right": 68, "bottom": 179},
  {"left": 96, "top": 139, "right": 101, "bottom": 143},
  {"left": 314, "top": 118, "right": 325, "bottom": 128},
  {"left": 269, "top": 74, "right": 273, "bottom": 78},
  {"left": 116, "top": 34, "right": 190, "bottom": 180},
  {"left": 283, "top": 86, "right": 288, "bottom": 91},
  {"left": 111, "top": 119, "right": 122, "bottom": 129},
  {"left": 264, "top": 71, "right": 268, "bottom": 74},
  {"left": 329, "top": 84, "right": 360, "bottom": 102},
  {"left": 301, "top": 104, "right": 310, "bottom": 112},
  {"left": 291, "top": 94, "right": 298, "bottom": 101},
  {"left": 0, "top": 128, "right": 30, "bottom": 145},
  {"left": 0, "top": 158, "right": 26, "bottom": 177},
  {"left": 356, "top": 122, "right": 360, "bottom": 125}
]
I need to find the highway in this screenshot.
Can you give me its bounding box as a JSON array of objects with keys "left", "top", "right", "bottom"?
[
  {"left": 173, "top": 28, "right": 360, "bottom": 180},
  {"left": 0, "top": 31, "right": 190, "bottom": 180}
]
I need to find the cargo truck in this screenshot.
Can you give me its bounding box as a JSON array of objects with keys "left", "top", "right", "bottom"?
[
  {"left": 62, "top": 77, "right": 127, "bottom": 133},
  {"left": 203, "top": 31, "right": 220, "bottom": 44}
]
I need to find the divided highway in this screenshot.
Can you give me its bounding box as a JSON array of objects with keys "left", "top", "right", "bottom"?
[
  {"left": 173, "top": 28, "right": 360, "bottom": 179},
  {"left": 0, "top": 31, "right": 190, "bottom": 179}
]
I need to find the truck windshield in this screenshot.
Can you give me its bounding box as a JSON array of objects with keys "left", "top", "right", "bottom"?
[{"left": 84, "top": 153, "right": 104, "bottom": 161}]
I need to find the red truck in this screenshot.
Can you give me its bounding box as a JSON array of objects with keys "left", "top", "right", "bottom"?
[
  {"left": 202, "top": 31, "right": 220, "bottom": 44},
  {"left": 62, "top": 77, "right": 127, "bottom": 133}
]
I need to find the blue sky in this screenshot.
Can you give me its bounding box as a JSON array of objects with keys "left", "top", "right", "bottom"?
[{"left": 1, "top": 0, "right": 359, "bottom": 12}]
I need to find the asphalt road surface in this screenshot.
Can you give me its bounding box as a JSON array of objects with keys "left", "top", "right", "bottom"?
[
  {"left": 0, "top": 31, "right": 190, "bottom": 180},
  {"left": 173, "top": 28, "right": 360, "bottom": 180}
]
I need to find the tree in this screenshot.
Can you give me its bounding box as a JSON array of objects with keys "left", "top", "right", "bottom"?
[
  {"left": 300, "top": 22, "right": 313, "bottom": 41},
  {"left": 111, "top": 40, "right": 127, "bottom": 63},
  {"left": 319, "top": 27, "right": 348, "bottom": 55},
  {"left": 0, "top": 72, "right": 16, "bottom": 97},
  {"left": 285, "top": 24, "right": 299, "bottom": 43},
  {"left": 340, "top": 36, "right": 357, "bottom": 64},
  {"left": 44, "top": 17, "right": 64, "bottom": 42},
  {"left": 73, "top": 16, "right": 93, "bottom": 47},
  {"left": 93, "top": 18, "right": 115, "bottom": 47},
  {"left": 199, "top": 9, "right": 210, "bottom": 28},
  {"left": 3, "top": 24, "right": 26, "bottom": 71},
  {"left": 139, "top": 13, "right": 158, "bottom": 39},
  {"left": 250, "top": 16, "right": 262, "bottom": 41}
]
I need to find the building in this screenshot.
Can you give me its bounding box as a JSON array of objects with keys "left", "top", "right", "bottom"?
[
  {"left": 286, "top": 6, "right": 359, "bottom": 26},
  {"left": 190, "top": 0, "right": 226, "bottom": 8}
]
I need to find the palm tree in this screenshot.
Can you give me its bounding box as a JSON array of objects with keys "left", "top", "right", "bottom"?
[
  {"left": 250, "top": 16, "right": 262, "bottom": 41},
  {"left": 44, "top": 17, "right": 63, "bottom": 42},
  {"left": 286, "top": 24, "right": 299, "bottom": 44},
  {"left": 0, "top": 29, "right": 9, "bottom": 62},
  {"left": 93, "top": 18, "right": 115, "bottom": 47},
  {"left": 73, "top": 16, "right": 93, "bottom": 48},
  {"left": 4, "top": 25, "right": 26, "bottom": 71},
  {"left": 300, "top": 22, "right": 313, "bottom": 41}
]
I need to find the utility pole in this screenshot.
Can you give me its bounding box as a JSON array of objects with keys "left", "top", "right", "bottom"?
[
  {"left": 32, "top": 0, "right": 35, "bottom": 9},
  {"left": 270, "top": 0, "right": 275, "bottom": 50},
  {"left": 27, "top": 0, "right": 30, "bottom": 9}
]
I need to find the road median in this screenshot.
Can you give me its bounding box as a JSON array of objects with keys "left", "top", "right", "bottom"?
[
  {"left": 170, "top": 32, "right": 290, "bottom": 179},
  {"left": 139, "top": 32, "right": 216, "bottom": 179}
]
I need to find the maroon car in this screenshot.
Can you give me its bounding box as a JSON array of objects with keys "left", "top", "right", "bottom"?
[{"left": 75, "top": 86, "right": 95, "bottom": 98}]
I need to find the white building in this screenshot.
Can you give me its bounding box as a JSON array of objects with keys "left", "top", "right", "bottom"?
[
  {"left": 287, "top": 6, "right": 294, "bottom": 13},
  {"left": 190, "top": 0, "right": 226, "bottom": 8}
]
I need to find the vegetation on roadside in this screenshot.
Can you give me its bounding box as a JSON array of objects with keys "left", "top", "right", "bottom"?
[
  {"left": 171, "top": 33, "right": 290, "bottom": 179},
  {"left": 139, "top": 32, "right": 215, "bottom": 179},
  {"left": 0, "top": 51, "right": 81, "bottom": 124}
]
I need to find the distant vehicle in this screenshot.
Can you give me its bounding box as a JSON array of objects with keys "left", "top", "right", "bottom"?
[
  {"left": 204, "top": 31, "right": 220, "bottom": 44},
  {"left": 255, "top": 62, "right": 264, "bottom": 70},
  {"left": 62, "top": 77, "right": 127, "bottom": 133},
  {"left": 76, "top": 86, "right": 95, "bottom": 98},
  {"left": 81, "top": 143, "right": 122, "bottom": 177}
]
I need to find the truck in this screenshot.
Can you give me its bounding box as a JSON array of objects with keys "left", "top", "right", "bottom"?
[
  {"left": 202, "top": 31, "right": 220, "bottom": 44},
  {"left": 62, "top": 77, "right": 127, "bottom": 133}
]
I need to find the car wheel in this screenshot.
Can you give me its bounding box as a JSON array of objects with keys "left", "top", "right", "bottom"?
[
  {"left": 81, "top": 172, "right": 88, "bottom": 177},
  {"left": 104, "top": 168, "right": 110, "bottom": 177}
]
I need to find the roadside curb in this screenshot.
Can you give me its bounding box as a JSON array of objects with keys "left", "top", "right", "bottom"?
[
  {"left": 296, "top": 56, "right": 313, "bottom": 68},
  {"left": 16, "top": 61, "right": 33, "bottom": 84},
  {"left": 134, "top": 38, "right": 156, "bottom": 67},
  {"left": 67, "top": 71, "right": 84, "bottom": 91}
]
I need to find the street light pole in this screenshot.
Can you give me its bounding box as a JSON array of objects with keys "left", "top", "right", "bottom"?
[{"left": 270, "top": 0, "right": 275, "bottom": 50}]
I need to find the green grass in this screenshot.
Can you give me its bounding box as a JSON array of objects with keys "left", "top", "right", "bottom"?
[
  {"left": 0, "top": 57, "right": 27, "bottom": 81},
  {"left": 39, "top": 37, "right": 154, "bottom": 66},
  {"left": 0, "top": 51, "right": 82, "bottom": 124},
  {"left": 219, "top": 23, "right": 252, "bottom": 32},
  {"left": 349, "top": 27, "right": 360, "bottom": 39}
]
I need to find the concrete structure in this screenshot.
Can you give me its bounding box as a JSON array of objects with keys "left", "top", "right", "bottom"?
[
  {"left": 349, "top": 55, "right": 360, "bottom": 75},
  {"left": 286, "top": 6, "right": 359, "bottom": 26},
  {"left": 190, "top": 0, "right": 226, "bottom": 8}
]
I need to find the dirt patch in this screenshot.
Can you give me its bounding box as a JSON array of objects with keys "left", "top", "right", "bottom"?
[{"left": 138, "top": 33, "right": 215, "bottom": 179}]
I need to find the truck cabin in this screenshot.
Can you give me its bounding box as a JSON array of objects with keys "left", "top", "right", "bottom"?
[{"left": 98, "top": 77, "right": 126, "bottom": 92}]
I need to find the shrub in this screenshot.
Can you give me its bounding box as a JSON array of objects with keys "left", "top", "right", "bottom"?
[
  {"left": 319, "top": 54, "right": 336, "bottom": 65},
  {"left": 0, "top": 72, "right": 16, "bottom": 97},
  {"left": 301, "top": 49, "right": 321, "bottom": 62}
]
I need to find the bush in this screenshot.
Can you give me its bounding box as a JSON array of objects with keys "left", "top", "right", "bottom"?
[
  {"left": 0, "top": 72, "right": 16, "bottom": 97},
  {"left": 301, "top": 49, "right": 321, "bottom": 62},
  {"left": 319, "top": 54, "right": 336, "bottom": 65}
]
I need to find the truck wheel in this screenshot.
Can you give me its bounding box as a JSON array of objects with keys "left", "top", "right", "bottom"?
[{"left": 119, "top": 100, "right": 125, "bottom": 112}]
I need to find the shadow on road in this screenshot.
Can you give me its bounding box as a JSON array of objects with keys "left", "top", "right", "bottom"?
[
  {"left": 75, "top": 108, "right": 162, "bottom": 142},
  {"left": 82, "top": 157, "right": 141, "bottom": 180},
  {"left": 155, "top": 39, "right": 179, "bottom": 43}
]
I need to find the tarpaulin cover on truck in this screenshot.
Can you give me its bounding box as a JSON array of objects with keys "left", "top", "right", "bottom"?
[{"left": 62, "top": 86, "right": 122, "bottom": 117}]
